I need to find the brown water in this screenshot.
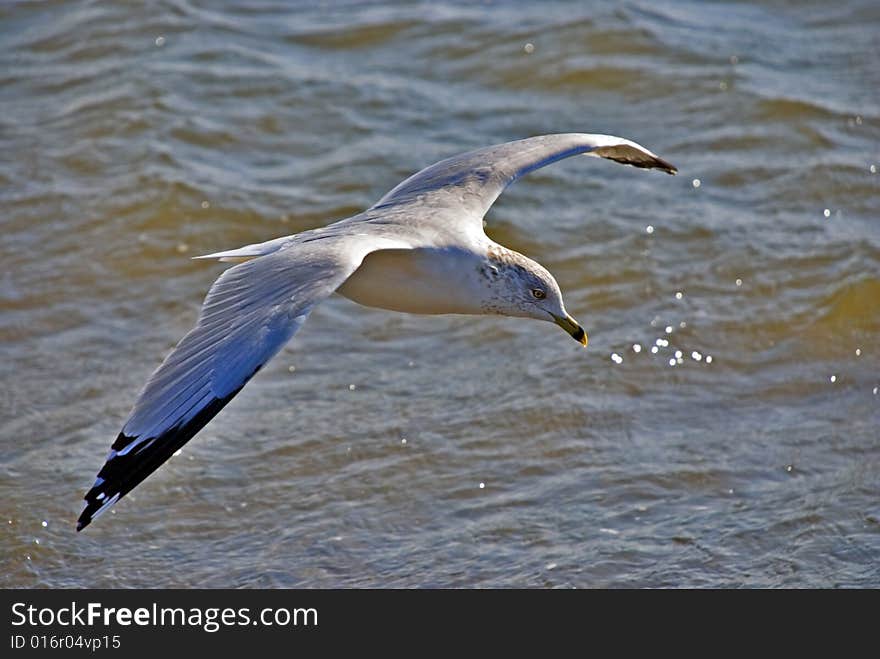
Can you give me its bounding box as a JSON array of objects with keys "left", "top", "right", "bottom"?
[{"left": 2, "top": 0, "right": 878, "bottom": 588}]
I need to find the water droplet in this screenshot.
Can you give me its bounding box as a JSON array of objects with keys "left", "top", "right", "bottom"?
[
  {"left": 41, "top": 520, "right": 48, "bottom": 528},
  {"left": 823, "top": 208, "right": 831, "bottom": 218},
  {"left": 632, "top": 343, "right": 642, "bottom": 353},
  {"left": 645, "top": 225, "right": 654, "bottom": 234},
  {"left": 735, "top": 278, "right": 742, "bottom": 287},
  {"left": 651, "top": 346, "right": 659, "bottom": 354},
  {"left": 705, "top": 355, "right": 713, "bottom": 364},
  {"left": 665, "top": 325, "right": 673, "bottom": 334},
  {"left": 675, "top": 291, "right": 683, "bottom": 300},
  {"left": 33, "top": 538, "right": 40, "bottom": 545},
  {"left": 479, "top": 482, "right": 485, "bottom": 489},
  {"left": 523, "top": 42, "right": 535, "bottom": 54},
  {"left": 692, "top": 178, "right": 701, "bottom": 188},
  {"left": 655, "top": 338, "right": 669, "bottom": 347},
  {"left": 348, "top": 384, "right": 356, "bottom": 391},
  {"left": 611, "top": 352, "right": 623, "bottom": 364},
  {"left": 155, "top": 36, "right": 165, "bottom": 47},
  {"left": 829, "top": 375, "right": 836, "bottom": 383},
  {"left": 691, "top": 351, "right": 702, "bottom": 361},
  {"left": 674, "top": 350, "right": 683, "bottom": 359},
  {"left": 785, "top": 464, "right": 793, "bottom": 473},
  {"left": 855, "top": 348, "right": 861, "bottom": 357},
  {"left": 668, "top": 358, "right": 676, "bottom": 366}
]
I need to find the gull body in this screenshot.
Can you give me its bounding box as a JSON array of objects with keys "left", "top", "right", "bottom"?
[
  {"left": 77, "top": 133, "right": 675, "bottom": 531},
  {"left": 338, "top": 240, "right": 562, "bottom": 320}
]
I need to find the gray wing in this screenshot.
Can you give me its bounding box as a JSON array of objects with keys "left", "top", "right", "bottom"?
[
  {"left": 78, "top": 234, "right": 397, "bottom": 531},
  {"left": 370, "top": 133, "right": 676, "bottom": 227}
]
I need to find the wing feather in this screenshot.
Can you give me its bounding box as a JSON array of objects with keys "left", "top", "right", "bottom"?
[
  {"left": 370, "top": 133, "right": 676, "bottom": 228},
  {"left": 77, "top": 234, "right": 394, "bottom": 531}
]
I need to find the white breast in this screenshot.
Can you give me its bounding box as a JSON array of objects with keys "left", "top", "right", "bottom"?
[{"left": 337, "top": 246, "right": 488, "bottom": 315}]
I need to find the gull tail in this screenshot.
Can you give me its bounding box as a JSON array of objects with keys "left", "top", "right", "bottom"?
[{"left": 192, "top": 235, "right": 293, "bottom": 262}]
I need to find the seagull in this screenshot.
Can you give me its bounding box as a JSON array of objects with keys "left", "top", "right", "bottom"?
[{"left": 77, "top": 133, "right": 675, "bottom": 531}]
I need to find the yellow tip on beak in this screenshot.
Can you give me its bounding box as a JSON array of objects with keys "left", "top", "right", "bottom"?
[{"left": 553, "top": 313, "right": 588, "bottom": 348}]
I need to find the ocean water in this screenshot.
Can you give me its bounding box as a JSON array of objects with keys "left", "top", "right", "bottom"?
[{"left": 1, "top": 0, "right": 878, "bottom": 587}]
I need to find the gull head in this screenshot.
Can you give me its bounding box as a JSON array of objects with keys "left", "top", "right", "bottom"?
[{"left": 482, "top": 246, "right": 587, "bottom": 347}]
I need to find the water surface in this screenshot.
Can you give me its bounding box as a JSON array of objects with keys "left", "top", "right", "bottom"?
[{"left": 1, "top": 0, "right": 878, "bottom": 587}]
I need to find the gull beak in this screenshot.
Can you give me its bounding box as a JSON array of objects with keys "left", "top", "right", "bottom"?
[{"left": 552, "top": 313, "right": 588, "bottom": 348}]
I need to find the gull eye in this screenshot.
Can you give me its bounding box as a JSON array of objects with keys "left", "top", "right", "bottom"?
[{"left": 530, "top": 288, "right": 546, "bottom": 300}]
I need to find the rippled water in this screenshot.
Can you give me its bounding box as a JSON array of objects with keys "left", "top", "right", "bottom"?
[{"left": 2, "top": 0, "right": 878, "bottom": 588}]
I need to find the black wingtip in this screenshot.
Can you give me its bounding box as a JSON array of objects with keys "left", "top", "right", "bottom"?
[
  {"left": 656, "top": 157, "right": 677, "bottom": 175},
  {"left": 75, "top": 376, "right": 255, "bottom": 531}
]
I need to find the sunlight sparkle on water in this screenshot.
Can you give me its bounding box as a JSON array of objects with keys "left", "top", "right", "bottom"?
[
  {"left": 155, "top": 36, "right": 165, "bottom": 47},
  {"left": 651, "top": 346, "right": 659, "bottom": 354},
  {"left": 692, "top": 178, "right": 701, "bottom": 188},
  {"left": 646, "top": 225, "right": 654, "bottom": 234},
  {"left": 632, "top": 343, "right": 642, "bottom": 353},
  {"left": 523, "top": 43, "right": 535, "bottom": 54},
  {"left": 611, "top": 353, "right": 623, "bottom": 364},
  {"left": 823, "top": 208, "right": 831, "bottom": 218},
  {"left": 675, "top": 291, "right": 683, "bottom": 300}
]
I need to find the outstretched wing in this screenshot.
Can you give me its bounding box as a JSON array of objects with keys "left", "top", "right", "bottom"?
[
  {"left": 77, "top": 234, "right": 398, "bottom": 531},
  {"left": 370, "top": 133, "right": 676, "bottom": 226}
]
